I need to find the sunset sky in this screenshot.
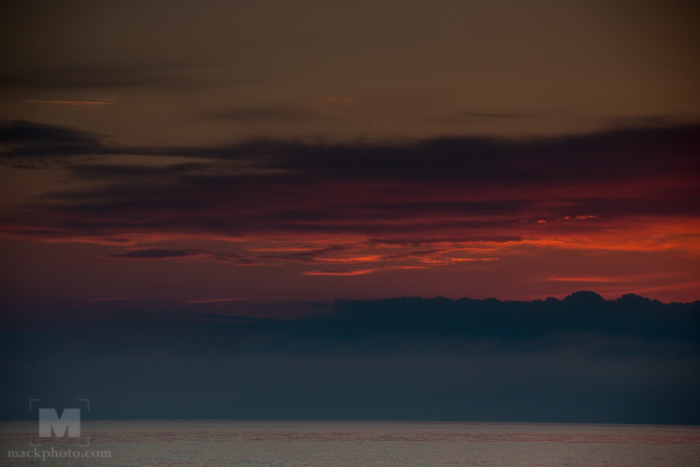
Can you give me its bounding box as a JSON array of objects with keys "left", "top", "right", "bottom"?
[
  {"left": 1, "top": 1, "right": 700, "bottom": 425},
  {"left": 1, "top": 0, "right": 699, "bottom": 315}
]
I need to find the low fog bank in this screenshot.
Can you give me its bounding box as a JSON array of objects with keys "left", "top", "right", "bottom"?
[{"left": 1, "top": 292, "right": 698, "bottom": 423}]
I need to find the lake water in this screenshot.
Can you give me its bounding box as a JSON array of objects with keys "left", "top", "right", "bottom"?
[{"left": 1, "top": 420, "right": 699, "bottom": 466}]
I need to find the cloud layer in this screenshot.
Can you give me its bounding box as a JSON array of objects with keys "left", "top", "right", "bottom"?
[
  {"left": 2, "top": 122, "right": 698, "bottom": 240},
  {"left": 1, "top": 121, "right": 698, "bottom": 299}
]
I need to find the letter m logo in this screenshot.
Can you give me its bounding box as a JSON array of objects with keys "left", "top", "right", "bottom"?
[{"left": 39, "top": 408, "right": 81, "bottom": 437}]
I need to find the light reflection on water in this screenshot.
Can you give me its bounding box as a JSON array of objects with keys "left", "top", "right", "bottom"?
[{"left": 1, "top": 421, "right": 699, "bottom": 466}]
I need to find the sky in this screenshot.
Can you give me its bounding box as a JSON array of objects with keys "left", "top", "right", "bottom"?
[
  {"left": 0, "top": 1, "right": 699, "bottom": 423},
  {"left": 1, "top": 1, "right": 699, "bottom": 307}
]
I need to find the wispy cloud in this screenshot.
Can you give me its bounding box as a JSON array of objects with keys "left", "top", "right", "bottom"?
[
  {"left": 108, "top": 248, "right": 203, "bottom": 260},
  {"left": 546, "top": 276, "right": 621, "bottom": 283},
  {"left": 99, "top": 244, "right": 495, "bottom": 276},
  {"left": 302, "top": 269, "right": 377, "bottom": 276},
  {"left": 24, "top": 96, "right": 117, "bottom": 111},
  {"left": 183, "top": 298, "right": 248, "bottom": 303}
]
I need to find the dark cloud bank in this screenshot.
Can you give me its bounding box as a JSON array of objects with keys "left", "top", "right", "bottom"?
[
  {"left": 1, "top": 120, "right": 699, "bottom": 242},
  {"left": 1, "top": 292, "right": 698, "bottom": 424},
  {"left": 2, "top": 120, "right": 699, "bottom": 183}
]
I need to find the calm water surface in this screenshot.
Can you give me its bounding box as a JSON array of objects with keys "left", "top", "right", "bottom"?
[{"left": 1, "top": 421, "right": 698, "bottom": 466}]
